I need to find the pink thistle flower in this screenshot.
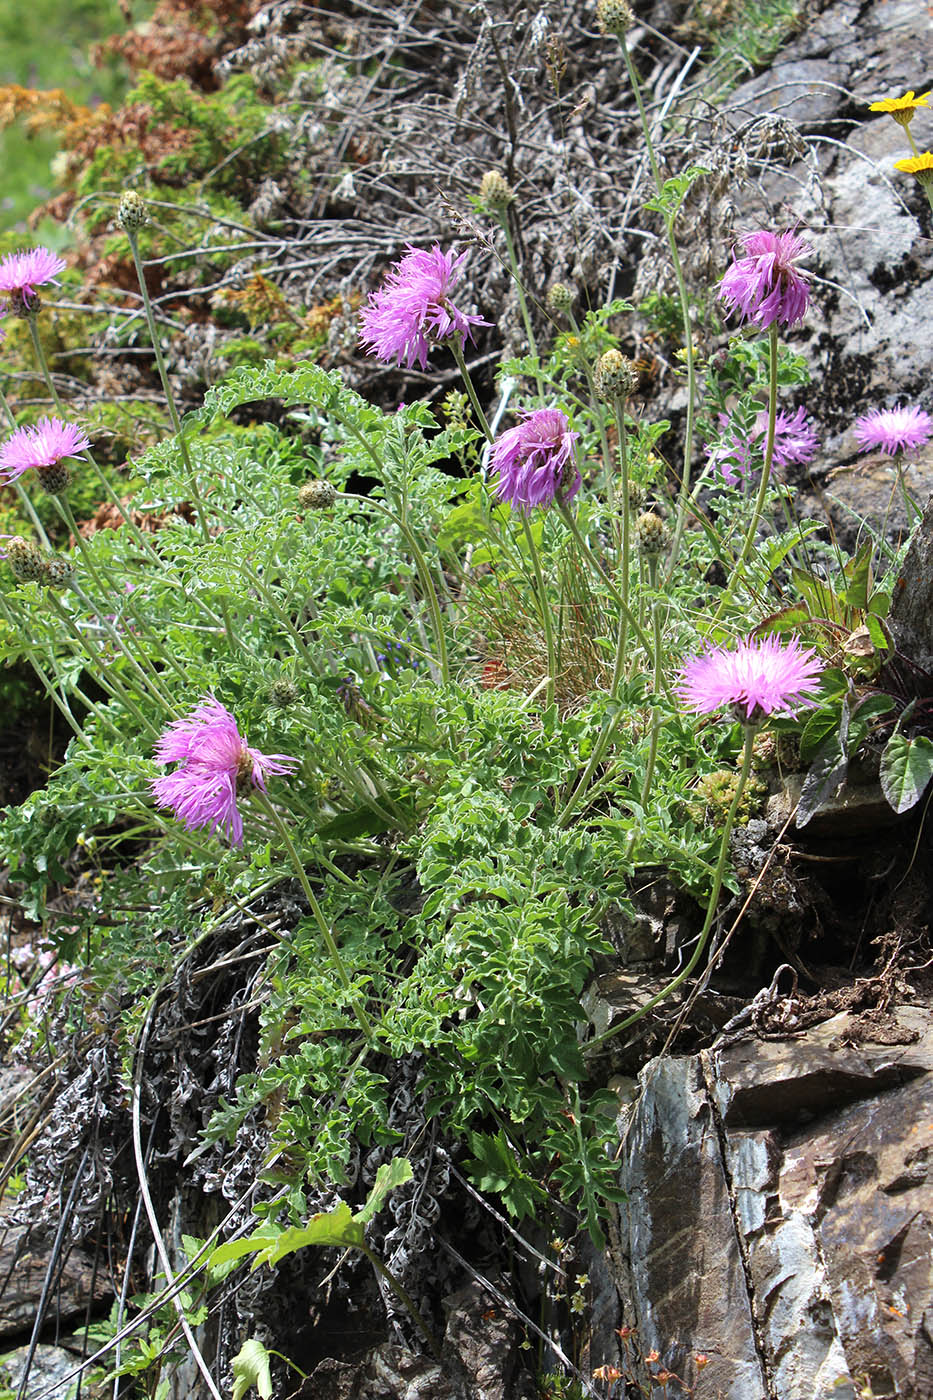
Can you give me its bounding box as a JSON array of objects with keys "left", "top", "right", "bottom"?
[
  {"left": 0, "top": 246, "right": 66, "bottom": 311},
  {"left": 151, "top": 696, "right": 298, "bottom": 846},
  {"left": 678, "top": 635, "right": 824, "bottom": 723},
  {"left": 706, "top": 405, "right": 818, "bottom": 484},
  {"left": 853, "top": 404, "right": 932, "bottom": 456},
  {"left": 359, "top": 244, "right": 489, "bottom": 369},
  {"left": 489, "top": 407, "right": 581, "bottom": 512},
  {"left": 0, "top": 417, "right": 90, "bottom": 485},
  {"left": 718, "top": 229, "right": 811, "bottom": 331}
]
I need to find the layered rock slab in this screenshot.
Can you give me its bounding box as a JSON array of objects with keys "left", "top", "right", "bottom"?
[{"left": 615, "top": 1006, "right": 933, "bottom": 1397}]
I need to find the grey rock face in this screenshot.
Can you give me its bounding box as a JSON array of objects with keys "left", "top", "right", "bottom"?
[{"left": 613, "top": 1005, "right": 933, "bottom": 1397}]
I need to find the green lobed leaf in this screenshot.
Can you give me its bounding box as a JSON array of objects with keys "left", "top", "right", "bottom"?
[{"left": 231, "top": 1338, "right": 273, "bottom": 1400}]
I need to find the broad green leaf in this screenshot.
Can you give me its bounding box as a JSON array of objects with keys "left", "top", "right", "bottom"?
[
  {"left": 231, "top": 1339, "right": 273, "bottom": 1400},
  {"left": 354, "top": 1157, "right": 413, "bottom": 1226},
  {"left": 843, "top": 542, "right": 873, "bottom": 611},
  {"left": 880, "top": 732, "right": 933, "bottom": 813},
  {"left": 797, "top": 730, "right": 848, "bottom": 828},
  {"left": 753, "top": 604, "right": 812, "bottom": 638},
  {"left": 257, "top": 1204, "right": 363, "bottom": 1264},
  {"left": 798, "top": 705, "right": 841, "bottom": 765},
  {"left": 207, "top": 1229, "right": 283, "bottom": 1271}
]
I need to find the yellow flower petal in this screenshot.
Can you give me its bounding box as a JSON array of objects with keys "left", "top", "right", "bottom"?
[
  {"left": 895, "top": 151, "right": 933, "bottom": 173},
  {"left": 869, "top": 90, "right": 931, "bottom": 114}
]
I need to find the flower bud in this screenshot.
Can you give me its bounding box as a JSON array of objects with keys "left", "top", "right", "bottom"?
[
  {"left": 269, "top": 677, "right": 300, "bottom": 709},
  {"left": 635, "top": 511, "right": 671, "bottom": 555},
  {"left": 596, "top": 0, "right": 634, "bottom": 35},
  {"left": 546, "top": 282, "right": 574, "bottom": 315},
  {"left": 43, "top": 555, "right": 75, "bottom": 589},
  {"left": 7, "top": 536, "right": 46, "bottom": 583},
  {"left": 479, "top": 170, "right": 515, "bottom": 212},
  {"left": 298, "top": 479, "right": 337, "bottom": 510},
  {"left": 117, "top": 190, "right": 149, "bottom": 232},
  {"left": 625, "top": 480, "right": 647, "bottom": 512},
  {"left": 594, "top": 349, "right": 636, "bottom": 402}
]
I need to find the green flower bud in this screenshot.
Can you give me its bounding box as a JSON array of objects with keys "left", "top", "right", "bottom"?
[
  {"left": 269, "top": 677, "right": 300, "bottom": 709},
  {"left": 479, "top": 170, "right": 515, "bottom": 212},
  {"left": 546, "top": 282, "right": 575, "bottom": 315},
  {"left": 43, "top": 555, "right": 75, "bottom": 589},
  {"left": 593, "top": 349, "right": 636, "bottom": 402},
  {"left": 634, "top": 511, "right": 671, "bottom": 555},
  {"left": 625, "top": 481, "right": 647, "bottom": 512},
  {"left": 7, "top": 536, "right": 46, "bottom": 584},
  {"left": 117, "top": 190, "right": 149, "bottom": 232},
  {"left": 596, "top": 0, "right": 634, "bottom": 36},
  {"left": 298, "top": 479, "right": 338, "bottom": 511}
]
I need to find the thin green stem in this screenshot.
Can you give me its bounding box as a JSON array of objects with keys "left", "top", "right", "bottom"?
[
  {"left": 449, "top": 339, "right": 494, "bottom": 443},
  {"left": 557, "top": 503, "right": 668, "bottom": 696},
  {"left": 125, "top": 230, "right": 211, "bottom": 544},
  {"left": 252, "top": 792, "right": 376, "bottom": 1043},
  {"left": 358, "top": 1245, "right": 445, "bottom": 1361},
  {"left": 497, "top": 215, "right": 544, "bottom": 398},
  {"left": 612, "top": 400, "right": 631, "bottom": 668},
  {"left": 43, "top": 590, "right": 161, "bottom": 738},
  {"left": 340, "top": 493, "right": 448, "bottom": 686},
  {"left": 712, "top": 324, "right": 779, "bottom": 625},
  {"left": 590, "top": 722, "right": 757, "bottom": 1046},
  {"left": 520, "top": 515, "right": 556, "bottom": 709},
  {"left": 616, "top": 44, "right": 697, "bottom": 574},
  {"left": 21, "top": 319, "right": 169, "bottom": 566}
]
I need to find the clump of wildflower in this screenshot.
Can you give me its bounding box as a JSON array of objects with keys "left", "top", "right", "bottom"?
[
  {"left": 359, "top": 245, "right": 489, "bottom": 370},
  {"left": 0, "top": 246, "right": 66, "bottom": 316},
  {"left": 151, "top": 696, "right": 298, "bottom": 847},
  {"left": 489, "top": 407, "right": 581, "bottom": 512},
  {"left": 869, "top": 90, "right": 930, "bottom": 129},
  {"left": 479, "top": 170, "right": 514, "bottom": 212},
  {"left": 596, "top": 0, "right": 634, "bottom": 35},
  {"left": 706, "top": 405, "right": 818, "bottom": 483},
  {"left": 0, "top": 416, "right": 90, "bottom": 494},
  {"left": 298, "top": 479, "right": 338, "bottom": 510},
  {"left": 718, "top": 229, "right": 811, "bottom": 331},
  {"left": 546, "top": 282, "right": 574, "bottom": 315},
  {"left": 594, "top": 349, "right": 637, "bottom": 402},
  {"left": 689, "top": 768, "right": 766, "bottom": 826},
  {"left": 117, "top": 190, "right": 149, "bottom": 232},
  {"left": 678, "top": 635, "right": 824, "bottom": 724},
  {"left": 854, "top": 403, "right": 933, "bottom": 456}
]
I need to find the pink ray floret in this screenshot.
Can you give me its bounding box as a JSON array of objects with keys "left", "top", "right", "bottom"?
[
  {"left": 718, "top": 229, "right": 811, "bottom": 331},
  {"left": 489, "top": 407, "right": 581, "bottom": 512},
  {"left": 359, "top": 244, "right": 489, "bottom": 369},
  {"left": 853, "top": 404, "right": 932, "bottom": 456},
  {"left": 0, "top": 417, "right": 91, "bottom": 483},
  {"left": 706, "top": 405, "right": 818, "bottom": 483},
  {"left": 151, "top": 696, "right": 298, "bottom": 846},
  {"left": 0, "top": 246, "right": 66, "bottom": 299},
  {"left": 678, "top": 635, "right": 824, "bottom": 723}
]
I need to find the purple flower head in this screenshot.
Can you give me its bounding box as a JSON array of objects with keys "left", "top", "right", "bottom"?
[
  {"left": 706, "top": 405, "right": 818, "bottom": 484},
  {"left": 489, "top": 408, "right": 581, "bottom": 513},
  {"left": 359, "top": 244, "right": 489, "bottom": 370},
  {"left": 151, "top": 696, "right": 298, "bottom": 847},
  {"left": 678, "top": 634, "right": 824, "bottom": 724},
  {"left": 718, "top": 229, "right": 811, "bottom": 332},
  {"left": 0, "top": 246, "right": 66, "bottom": 311},
  {"left": 0, "top": 417, "right": 91, "bottom": 485},
  {"left": 853, "top": 404, "right": 933, "bottom": 457}
]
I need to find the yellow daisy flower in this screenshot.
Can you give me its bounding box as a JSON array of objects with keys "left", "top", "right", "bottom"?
[
  {"left": 895, "top": 151, "right": 933, "bottom": 175},
  {"left": 869, "top": 90, "right": 931, "bottom": 126}
]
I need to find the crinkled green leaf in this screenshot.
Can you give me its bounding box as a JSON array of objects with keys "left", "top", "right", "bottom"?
[
  {"left": 231, "top": 1338, "right": 272, "bottom": 1400},
  {"left": 880, "top": 732, "right": 933, "bottom": 813}
]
